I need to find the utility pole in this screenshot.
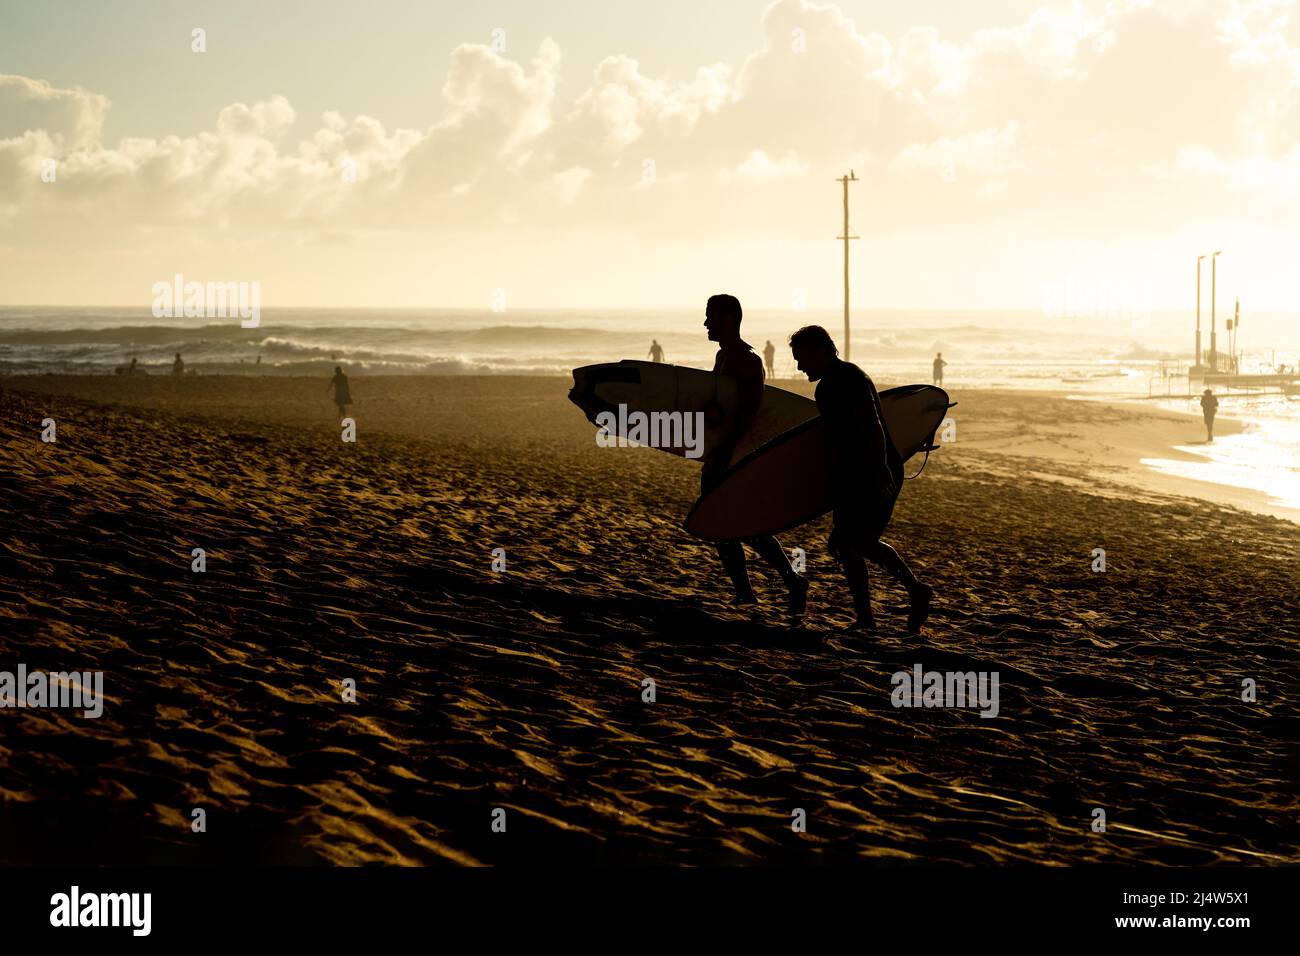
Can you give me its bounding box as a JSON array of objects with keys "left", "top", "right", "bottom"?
[
  {"left": 1231, "top": 297, "right": 1239, "bottom": 373},
  {"left": 1210, "top": 251, "right": 1221, "bottom": 372},
  {"left": 837, "top": 170, "right": 858, "bottom": 360},
  {"left": 1195, "top": 254, "right": 1205, "bottom": 367}
]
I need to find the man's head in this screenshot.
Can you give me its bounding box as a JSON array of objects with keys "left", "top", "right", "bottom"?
[
  {"left": 789, "top": 325, "right": 838, "bottom": 381},
  {"left": 704, "top": 294, "right": 742, "bottom": 342}
]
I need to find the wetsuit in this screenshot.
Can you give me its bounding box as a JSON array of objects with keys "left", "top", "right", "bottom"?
[{"left": 814, "top": 358, "right": 902, "bottom": 556}]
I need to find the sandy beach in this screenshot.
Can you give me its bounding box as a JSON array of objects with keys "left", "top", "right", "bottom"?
[{"left": 0, "top": 372, "right": 1296, "bottom": 865}]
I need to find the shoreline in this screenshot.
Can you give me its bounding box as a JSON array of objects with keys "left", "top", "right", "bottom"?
[{"left": 953, "top": 388, "right": 1298, "bottom": 525}]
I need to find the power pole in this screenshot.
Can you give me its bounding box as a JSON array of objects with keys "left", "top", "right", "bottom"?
[
  {"left": 1232, "top": 297, "right": 1240, "bottom": 372},
  {"left": 1195, "top": 254, "right": 1205, "bottom": 367},
  {"left": 837, "top": 170, "right": 858, "bottom": 360},
  {"left": 1210, "top": 251, "right": 1221, "bottom": 372}
]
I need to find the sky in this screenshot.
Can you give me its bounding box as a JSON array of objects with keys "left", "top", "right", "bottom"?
[{"left": 2, "top": 0, "right": 1300, "bottom": 319}]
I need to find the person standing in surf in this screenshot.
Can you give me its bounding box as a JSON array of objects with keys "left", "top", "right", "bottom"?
[
  {"left": 789, "top": 325, "right": 932, "bottom": 633},
  {"left": 648, "top": 339, "right": 665, "bottom": 363},
  {"left": 703, "top": 294, "right": 808, "bottom": 614},
  {"left": 328, "top": 366, "right": 353, "bottom": 419},
  {"left": 1200, "top": 387, "right": 1218, "bottom": 441},
  {"left": 763, "top": 340, "right": 776, "bottom": 378}
]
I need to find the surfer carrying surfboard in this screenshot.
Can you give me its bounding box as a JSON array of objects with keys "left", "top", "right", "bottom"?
[
  {"left": 789, "top": 325, "right": 932, "bottom": 633},
  {"left": 703, "top": 294, "right": 809, "bottom": 615}
]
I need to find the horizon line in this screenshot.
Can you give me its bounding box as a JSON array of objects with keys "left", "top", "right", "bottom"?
[{"left": 1, "top": 302, "right": 1291, "bottom": 315}]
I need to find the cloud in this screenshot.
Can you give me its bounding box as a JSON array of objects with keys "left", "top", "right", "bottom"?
[
  {"left": 893, "top": 121, "right": 1023, "bottom": 182},
  {"left": 0, "top": 74, "right": 109, "bottom": 148},
  {"left": 4, "top": 0, "right": 1300, "bottom": 243},
  {"left": 553, "top": 165, "right": 592, "bottom": 204},
  {"left": 561, "top": 54, "right": 733, "bottom": 155},
  {"left": 717, "top": 149, "right": 811, "bottom": 184}
]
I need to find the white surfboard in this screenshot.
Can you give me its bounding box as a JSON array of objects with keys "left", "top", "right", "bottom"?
[{"left": 569, "top": 360, "right": 817, "bottom": 464}]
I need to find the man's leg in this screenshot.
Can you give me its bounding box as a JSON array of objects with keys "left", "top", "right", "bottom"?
[
  {"left": 866, "top": 539, "right": 932, "bottom": 634},
  {"left": 716, "top": 541, "right": 756, "bottom": 604},
  {"left": 702, "top": 463, "right": 754, "bottom": 604},
  {"left": 829, "top": 522, "right": 875, "bottom": 628},
  {"left": 838, "top": 543, "right": 875, "bottom": 628},
  {"left": 750, "top": 535, "right": 809, "bottom": 615}
]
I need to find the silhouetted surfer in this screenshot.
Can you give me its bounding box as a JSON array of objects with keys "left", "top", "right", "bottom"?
[
  {"left": 763, "top": 340, "right": 776, "bottom": 378},
  {"left": 790, "top": 325, "right": 932, "bottom": 633},
  {"left": 703, "top": 295, "right": 808, "bottom": 614},
  {"left": 648, "top": 339, "right": 665, "bottom": 363},
  {"left": 1200, "top": 387, "right": 1218, "bottom": 441},
  {"left": 328, "top": 366, "right": 352, "bottom": 419},
  {"left": 932, "top": 352, "right": 946, "bottom": 386}
]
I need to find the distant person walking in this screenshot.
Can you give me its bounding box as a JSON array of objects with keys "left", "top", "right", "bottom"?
[
  {"left": 763, "top": 340, "right": 776, "bottom": 378},
  {"left": 701, "top": 295, "right": 808, "bottom": 614},
  {"left": 328, "top": 366, "right": 353, "bottom": 419},
  {"left": 172, "top": 352, "right": 185, "bottom": 375},
  {"left": 1200, "top": 387, "right": 1219, "bottom": 441},
  {"left": 115, "top": 357, "right": 145, "bottom": 376},
  {"left": 790, "top": 325, "right": 932, "bottom": 633},
  {"left": 648, "top": 339, "right": 665, "bottom": 363},
  {"left": 932, "top": 352, "right": 947, "bottom": 386}
]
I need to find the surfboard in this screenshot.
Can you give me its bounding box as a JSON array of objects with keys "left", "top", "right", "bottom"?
[
  {"left": 568, "top": 360, "right": 818, "bottom": 463},
  {"left": 683, "top": 384, "right": 952, "bottom": 541}
]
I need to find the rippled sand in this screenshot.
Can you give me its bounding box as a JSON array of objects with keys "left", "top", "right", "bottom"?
[{"left": 0, "top": 374, "right": 1296, "bottom": 865}]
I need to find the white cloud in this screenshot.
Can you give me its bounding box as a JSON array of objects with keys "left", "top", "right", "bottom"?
[
  {"left": 0, "top": 74, "right": 109, "bottom": 148},
  {"left": 717, "top": 149, "right": 810, "bottom": 184},
  {"left": 553, "top": 165, "right": 592, "bottom": 204},
  {"left": 893, "top": 122, "right": 1024, "bottom": 181},
  {"left": 4, "top": 0, "right": 1300, "bottom": 243}
]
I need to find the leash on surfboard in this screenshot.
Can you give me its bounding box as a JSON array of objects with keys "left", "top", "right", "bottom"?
[
  {"left": 905, "top": 446, "right": 933, "bottom": 480},
  {"left": 906, "top": 399, "right": 957, "bottom": 480}
]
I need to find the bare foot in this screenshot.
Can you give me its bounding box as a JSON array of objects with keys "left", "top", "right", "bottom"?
[
  {"left": 843, "top": 615, "right": 877, "bottom": 633},
  {"left": 786, "top": 576, "right": 809, "bottom": 618},
  {"left": 907, "top": 583, "right": 933, "bottom": 634}
]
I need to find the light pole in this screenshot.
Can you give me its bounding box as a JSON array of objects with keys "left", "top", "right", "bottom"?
[
  {"left": 837, "top": 170, "right": 858, "bottom": 360},
  {"left": 1195, "top": 254, "right": 1205, "bottom": 368},
  {"left": 1210, "top": 251, "right": 1221, "bottom": 372}
]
